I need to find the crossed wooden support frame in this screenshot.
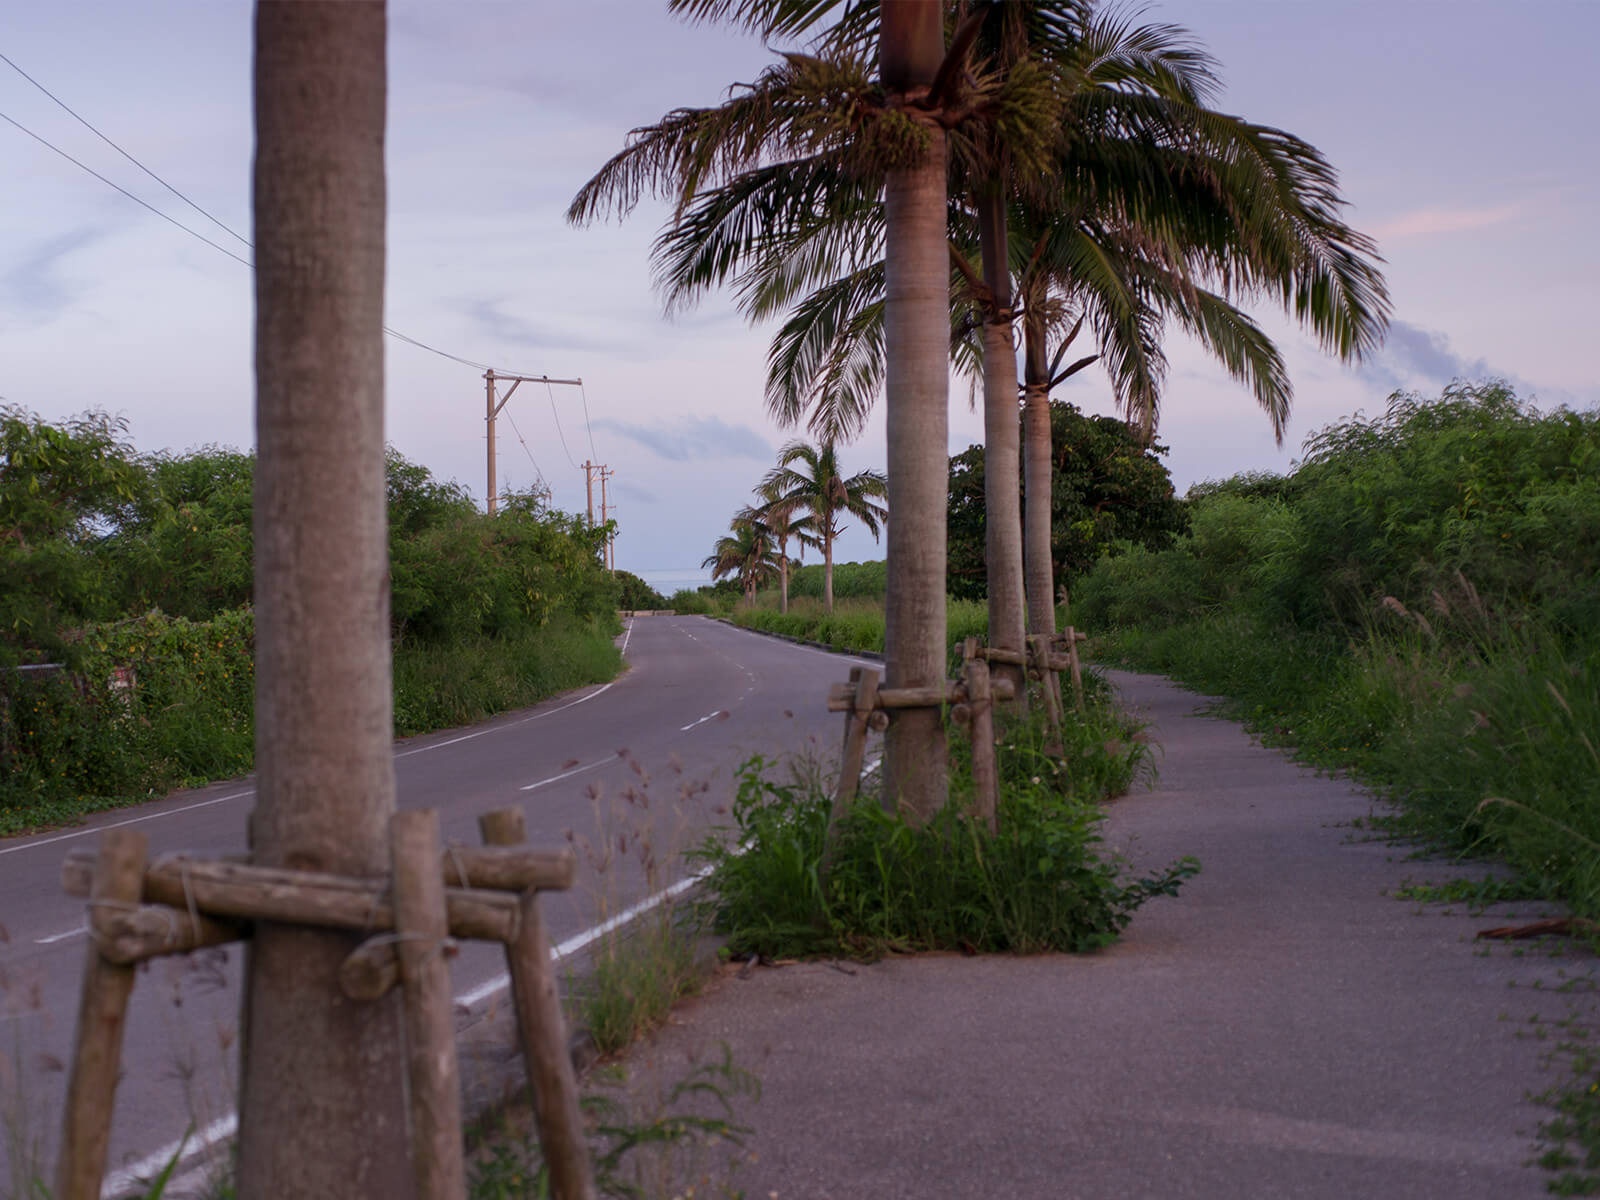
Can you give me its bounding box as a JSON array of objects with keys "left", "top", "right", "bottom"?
[
  {"left": 826, "top": 627, "right": 1089, "bottom": 825},
  {"left": 55, "top": 805, "right": 596, "bottom": 1200},
  {"left": 828, "top": 657, "right": 1017, "bottom": 830}
]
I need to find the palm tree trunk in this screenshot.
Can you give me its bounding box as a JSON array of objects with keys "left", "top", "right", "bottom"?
[
  {"left": 779, "top": 533, "right": 789, "bottom": 614},
  {"left": 880, "top": 2, "right": 949, "bottom": 822},
  {"left": 1022, "top": 303, "right": 1057, "bottom": 640},
  {"left": 823, "top": 526, "right": 834, "bottom": 613},
  {"left": 238, "top": 4, "right": 409, "bottom": 1196},
  {"left": 976, "top": 189, "right": 1026, "bottom": 705}
]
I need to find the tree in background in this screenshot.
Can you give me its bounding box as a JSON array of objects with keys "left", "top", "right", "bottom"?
[
  {"left": 755, "top": 472, "right": 818, "bottom": 615},
  {"left": 760, "top": 440, "right": 886, "bottom": 613},
  {"left": 0, "top": 406, "right": 148, "bottom": 663},
  {"left": 948, "top": 402, "right": 1185, "bottom": 603},
  {"left": 703, "top": 505, "right": 780, "bottom": 605},
  {"left": 614, "top": 570, "right": 670, "bottom": 611}
]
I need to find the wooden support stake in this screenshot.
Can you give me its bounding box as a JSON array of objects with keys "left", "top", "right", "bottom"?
[
  {"left": 834, "top": 666, "right": 880, "bottom": 805},
  {"left": 439, "top": 844, "right": 575, "bottom": 893},
  {"left": 391, "top": 810, "right": 467, "bottom": 1200},
  {"left": 1064, "top": 625, "right": 1085, "bottom": 713},
  {"left": 1028, "top": 635, "right": 1065, "bottom": 755},
  {"left": 55, "top": 830, "right": 147, "bottom": 1200},
  {"left": 97, "top": 903, "right": 246, "bottom": 965},
  {"left": 339, "top": 933, "right": 458, "bottom": 1003},
  {"left": 964, "top": 656, "right": 998, "bottom": 833},
  {"left": 479, "top": 807, "right": 595, "bottom": 1200}
]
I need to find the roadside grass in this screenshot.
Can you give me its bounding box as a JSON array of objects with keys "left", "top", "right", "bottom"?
[
  {"left": 573, "top": 912, "right": 705, "bottom": 1060},
  {"left": 0, "top": 614, "right": 623, "bottom": 837},
  {"left": 727, "top": 595, "right": 1013, "bottom": 659},
  {"left": 1093, "top": 612, "right": 1599, "bottom": 919},
  {"left": 474, "top": 750, "right": 754, "bottom": 1197},
  {"left": 562, "top": 748, "right": 714, "bottom": 1058},
  {"left": 392, "top": 615, "right": 622, "bottom": 736}
]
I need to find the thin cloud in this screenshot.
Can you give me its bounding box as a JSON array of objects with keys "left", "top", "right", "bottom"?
[
  {"left": 593, "top": 415, "right": 771, "bottom": 462},
  {"left": 455, "top": 297, "right": 639, "bottom": 361},
  {"left": 1359, "top": 319, "right": 1527, "bottom": 396},
  {"left": 1372, "top": 203, "right": 1519, "bottom": 240},
  {"left": 1, "top": 227, "right": 107, "bottom": 323}
]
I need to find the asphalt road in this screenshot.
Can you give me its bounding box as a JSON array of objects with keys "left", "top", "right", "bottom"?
[
  {"left": 619, "top": 670, "right": 1572, "bottom": 1199},
  {"left": 0, "top": 615, "right": 874, "bottom": 1196}
]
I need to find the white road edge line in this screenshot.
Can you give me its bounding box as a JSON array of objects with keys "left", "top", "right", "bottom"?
[
  {"left": 679, "top": 711, "right": 721, "bottom": 732},
  {"left": 34, "top": 924, "right": 85, "bottom": 945},
  {"left": 520, "top": 755, "right": 615, "bottom": 793},
  {"left": 0, "top": 790, "right": 256, "bottom": 858},
  {"left": 99, "top": 863, "right": 711, "bottom": 1199}
]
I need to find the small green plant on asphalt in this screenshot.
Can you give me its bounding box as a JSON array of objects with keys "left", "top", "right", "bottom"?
[
  {"left": 1514, "top": 970, "right": 1600, "bottom": 1195},
  {"left": 1392, "top": 874, "right": 1546, "bottom": 910},
  {"left": 470, "top": 1046, "right": 758, "bottom": 1200}
]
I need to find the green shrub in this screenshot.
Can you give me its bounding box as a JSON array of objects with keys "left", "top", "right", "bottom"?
[
  {"left": 668, "top": 588, "right": 714, "bottom": 615},
  {"left": 613, "top": 570, "right": 668, "bottom": 611},
  {"left": 0, "top": 608, "right": 256, "bottom": 833},
  {"left": 695, "top": 730, "right": 1192, "bottom": 961}
]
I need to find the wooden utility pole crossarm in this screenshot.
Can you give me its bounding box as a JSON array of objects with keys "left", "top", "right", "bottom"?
[{"left": 484, "top": 369, "right": 582, "bottom": 515}]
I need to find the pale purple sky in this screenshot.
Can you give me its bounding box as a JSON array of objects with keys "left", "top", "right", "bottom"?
[{"left": 3, "top": 1, "right": 1595, "bottom": 592}]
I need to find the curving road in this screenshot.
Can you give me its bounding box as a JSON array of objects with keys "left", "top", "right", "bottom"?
[{"left": 0, "top": 615, "right": 875, "bottom": 1196}]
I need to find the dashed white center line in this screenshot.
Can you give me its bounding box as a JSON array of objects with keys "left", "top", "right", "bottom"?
[{"left": 679, "top": 710, "right": 724, "bottom": 732}]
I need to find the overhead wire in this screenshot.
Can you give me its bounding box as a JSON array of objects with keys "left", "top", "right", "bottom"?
[
  {"left": 501, "top": 407, "right": 549, "bottom": 496},
  {"left": 578, "top": 381, "right": 599, "bottom": 461},
  {"left": 1, "top": 48, "right": 251, "bottom": 249},
  {"left": 0, "top": 54, "right": 600, "bottom": 416},
  {"left": 0, "top": 107, "right": 254, "bottom": 269},
  {"left": 544, "top": 380, "right": 579, "bottom": 469}
]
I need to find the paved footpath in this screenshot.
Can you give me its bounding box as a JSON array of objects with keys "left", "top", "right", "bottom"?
[{"left": 621, "top": 670, "right": 1590, "bottom": 1199}]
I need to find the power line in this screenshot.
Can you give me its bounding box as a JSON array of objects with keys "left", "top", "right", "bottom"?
[
  {"left": 501, "top": 407, "right": 548, "bottom": 492},
  {"left": 0, "top": 63, "right": 584, "bottom": 387},
  {"left": 0, "top": 49, "right": 250, "bottom": 249},
  {"left": 544, "top": 380, "right": 578, "bottom": 469},
  {"left": 0, "top": 107, "right": 254, "bottom": 269},
  {"left": 578, "top": 381, "right": 599, "bottom": 461}
]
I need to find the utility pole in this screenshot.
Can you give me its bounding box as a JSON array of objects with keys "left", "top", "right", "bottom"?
[
  {"left": 582, "top": 460, "right": 598, "bottom": 526},
  {"left": 598, "top": 466, "right": 615, "bottom": 570},
  {"left": 484, "top": 369, "right": 581, "bottom": 515}
]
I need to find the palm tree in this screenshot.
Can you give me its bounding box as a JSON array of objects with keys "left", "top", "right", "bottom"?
[
  {"left": 238, "top": 3, "right": 410, "bottom": 1196},
  {"left": 754, "top": 476, "right": 818, "bottom": 614},
  {"left": 760, "top": 440, "right": 887, "bottom": 614},
  {"left": 651, "top": 4, "right": 1387, "bottom": 659},
  {"left": 702, "top": 506, "right": 780, "bottom": 605}
]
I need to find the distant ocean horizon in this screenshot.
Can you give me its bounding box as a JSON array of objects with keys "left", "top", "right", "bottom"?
[{"left": 630, "top": 566, "right": 715, "bottom": 598}]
